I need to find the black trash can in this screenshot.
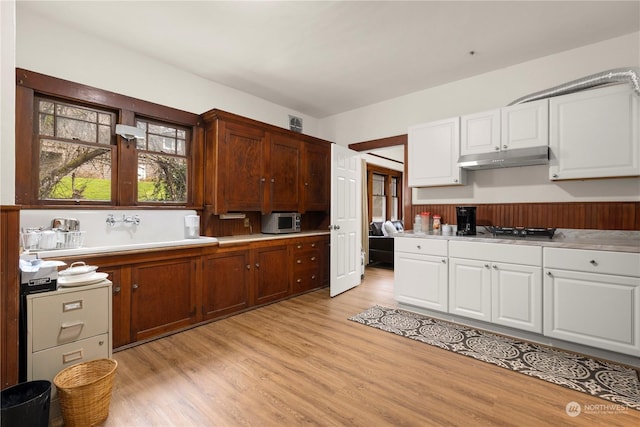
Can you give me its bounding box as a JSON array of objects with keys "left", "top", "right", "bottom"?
[{"left": 1, "top": 380, "right": 51, "bottom": 427}]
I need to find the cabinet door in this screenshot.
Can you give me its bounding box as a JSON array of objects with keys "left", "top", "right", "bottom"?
[
  {"left": 254, "top": 245, "right": 290, "bottom": 305},
  {"left": 303, "top": 141, "right": 331, "bottom": 212},
  {"left": 491, "top": 262, "right": 542, "bottom": 333},
  {"left": 394, "top": 252, "right": 448, "bottom": 312},
  {"left": 448, "top": 257, "right": 491, "bottom": 321},
  {"left": 103, "top": 267, "right": 130, "bottom": 349},
  {"left": 544, "top": 268, "right": 640, "bottom": 356},
  {"left": 219, "top": 122, "right": 266, "bottom": 212},
  {"left": 203, "top": 250, "right": 250, "bottom": 321},
  {"left": 269, "top": 133, "right": 301, "bottom": 212},
  {"left": 408, "top": 117, "right": 465, "bottom": 187},
  {"left": 131, "top": 258, "right": 197, "bottom": 342},
  {"left": 501, "top": 99, "right": 548, "bottom": 150},
  {"left": 460, "top": 109, "right": 501, "bottom": 155},
  {"left": 549, "top": 84, "right": 640, "bottom": 180}
]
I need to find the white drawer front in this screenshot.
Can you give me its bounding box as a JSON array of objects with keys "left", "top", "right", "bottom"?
[
  {"left": 395, "top": 237, "right": 448, "bottom": 256},
  {"left": 544, "top": 248, "right": 640, "bottom": 277},
  {"left": 29, "top": 333, "right": 110, "bottom": 400},
  {"left": 29, "top": 286, "right": 110, "bottom": 352},
  {"left": 449, "top": 240, "right": 542, "bottom": 266}
]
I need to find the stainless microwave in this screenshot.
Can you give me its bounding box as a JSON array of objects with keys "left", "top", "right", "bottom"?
[{"left": 261, "top": 213, "right": 301, "bottom": 234}]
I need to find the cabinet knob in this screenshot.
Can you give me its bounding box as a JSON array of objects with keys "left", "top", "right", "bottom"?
[
  {"left": 246, "top": 264, "right": 251, "bottom": 270},
  {"left": 132, "top": 283, "right": 139, "bottom": 290},
  {"left": 297, "top": 278, "right": 302, "bottom": 283},
  {"left": 311, "top": 275, "right": 316, "bottom": 280},
  {"left": 416, "top": 245, "right": 421, "bottom": 249},
  {"left": 493, "top": 265, "right": 498, "bottom": 269},
  {"left": 502, "top": 145, "right": 508, "bottom": 149},
  {"left": 311, "top": 243, "right": 316, "bottom": 248},
  {"left": 255, "top": 263, "right": 260, "bottom": 269},
  {"left": 552, "top": 174, "right": 559, "bottom": 178},
  {"left": 484, "top": 264, "right": 490, "bottom": 268},
  {"left": 441, "top": 259, "right": 446, "bottom": 264},
  {"left": 270, "top": 178, "right": 275, "bottom": 183},
  {"left": 113, "top": 286, "right": 121, "bottom": 294},
  {"left": 494, "top": 146, "right": 500, "bottom": 151},
  {"left": 546, "top": 271, "right": 552, "bottom": 276},
  {"left": 99, "top": 340, "right": 104, "bottom": 346},
  {"left": 311, "top": 256, "right": 316, "bottom": 261},
  {"left": 305, "top": 182, "right": 309, "bottom": 187},
  {"left": 453, "top": 179, "right": 458, "bottom": 183},
  {"left": 297, "top": 259, "right": 302, "bottom": 264},
  {"left": 297, "top": 244, "right": 302, "bottom": 249},
  {"left": 589, "top": 260, "right": 598, "bottom": 266}
]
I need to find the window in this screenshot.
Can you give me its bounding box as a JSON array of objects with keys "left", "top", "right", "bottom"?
[
  {"left": 16, "top": 68, "right": 202, "bottom": 207},
  {"left": 36, "top": 97, "right": 115, "bottom": 202},
  {"left": 135, "top": 119, "right": 189, "bottom": 203},
  {"left": 367, "top": 164, "right": 402, "bottom": 224}
]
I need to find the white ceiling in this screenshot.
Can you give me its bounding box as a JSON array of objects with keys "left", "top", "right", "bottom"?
[{"left": 17, "top": 1, "right": 640, "bottom": 118}]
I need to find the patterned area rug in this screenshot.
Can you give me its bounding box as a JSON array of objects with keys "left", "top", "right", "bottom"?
[{"left": 349, "top": 305, "right": 640, "bottom": 411}]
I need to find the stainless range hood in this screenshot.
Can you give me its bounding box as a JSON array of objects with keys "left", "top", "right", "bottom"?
[{"left": 457, "top": 146, "right": 549, "bottom": 170}]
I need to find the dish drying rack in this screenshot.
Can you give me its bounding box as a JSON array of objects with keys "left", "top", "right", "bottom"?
[{"left": 21, "top": 230, "right": 86, "bottom": 250}]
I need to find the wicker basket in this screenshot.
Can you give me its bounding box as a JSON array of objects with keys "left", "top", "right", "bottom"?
[{"left": 53, "top": 358, "right": 118, "bottom": 427}]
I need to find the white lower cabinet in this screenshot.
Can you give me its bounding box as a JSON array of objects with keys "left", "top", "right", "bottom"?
[
  {"left": 543, "top": 248, "right": 640, "bottom": 356},
  {"left": 394, "top": 237, "right": 448, "bottom": 312},
  {"left": 448, "top": 241, "right": 542, "bottom": 333}
]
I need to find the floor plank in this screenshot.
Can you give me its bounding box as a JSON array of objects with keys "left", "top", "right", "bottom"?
[{"left": 103, "top": 266, "right": 639, "bottom": 426}]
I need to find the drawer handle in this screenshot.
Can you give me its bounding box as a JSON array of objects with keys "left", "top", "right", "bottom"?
[
  {"left": 62, "top": 349, "right": 84, "bottom": 364},
  {"left": 589, "top": 260, "right": 598, "bottom": 266},
  {"left": 61, "top": 321, "right": 85, "bottom": 330},
  {"left": 63, "top": 300, "right": 83, "bottom": 312}
]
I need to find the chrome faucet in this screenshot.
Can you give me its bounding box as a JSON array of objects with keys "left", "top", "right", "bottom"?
[{"left": 106, "top": 214, "right": 141, "bottom": 226}]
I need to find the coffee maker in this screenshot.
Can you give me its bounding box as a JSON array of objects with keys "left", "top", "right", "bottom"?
[{"left": 456, "top": 206, "right": 477, "bottom": 236}]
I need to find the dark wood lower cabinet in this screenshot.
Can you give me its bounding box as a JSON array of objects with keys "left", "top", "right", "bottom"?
[
  {"left": 203, "top": 250, "right": 251, "bottom": 320},
  {"left": 50, "top": 234, "right": 329, "bottom": 351},
  {"left": 131, "top": 258, "right": 198, "bottom": 342},
  {"left": 254, "top": 245, "right": 290, "bottom": 305}
]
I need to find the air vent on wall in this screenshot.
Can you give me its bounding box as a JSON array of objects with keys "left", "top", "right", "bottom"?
[{"left": 289, "top": 115, "right": 303, "bottom": 133}]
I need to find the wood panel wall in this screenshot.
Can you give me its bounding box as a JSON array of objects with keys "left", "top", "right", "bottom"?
[
  {"left": 410, "top": 202, "right": 640, "bottom": 231},
  {"left": 1, "top": 206, "right": 21, "bottom": 388}
]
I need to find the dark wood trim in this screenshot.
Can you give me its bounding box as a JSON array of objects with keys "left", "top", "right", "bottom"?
[
  {"left": 366, "top": 152, "right": 404, "bottom": 165},
  {"left": 366, "top": 164, "right": 403, "bottom": 224},
  {"left": 348, "top": 134, "right": 407, "bottom": 151},
  {"left": 1, "top": 206, "right": 21, "bottom": 388},
  {"left": 16, "top": 69, "right": 201, "bottom": 127},
  {"left": 410, "top": 202, "right": 640, "bottom": 231}
]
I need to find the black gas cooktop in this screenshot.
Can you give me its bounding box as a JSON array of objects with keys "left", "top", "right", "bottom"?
[{"left": 484, "top": 226, "right": 557, "bottom": 239}]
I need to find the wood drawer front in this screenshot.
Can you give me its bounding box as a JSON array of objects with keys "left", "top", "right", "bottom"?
[
  {"left": 395, "top": 237, "right": 447, "bottom": 256},
  {"left": 29, "top": 333, "right": 110, "bottom": 400},
  {"left": 293, "top": 269, "right": 322, "bottom": 288},
  {"left": 449, "top": 241, "right": 542, "bottom": 266},
  {"left": 544, "top": 248, "right": 640, "bottom": 277},
  {"left": 293, "top": 249, "right": 321, "bottom": 269},
  {"left": 292, "top": 240, "right": 321, "bottom": 253},
  {"left": 30, "top": 287, "right": 110, "bottom": 352}
]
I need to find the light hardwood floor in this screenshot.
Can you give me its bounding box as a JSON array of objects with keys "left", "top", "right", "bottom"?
[{"left": 104, "top": 266, "right": 639, "bottom": 426}]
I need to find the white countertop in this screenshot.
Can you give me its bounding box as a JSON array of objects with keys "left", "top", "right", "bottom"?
[
  {"left": 217, "top": 231, "right": 330, "bottom": 247},
  {"left": 395, "top": 228, "right": 640, "bottom": 253}
]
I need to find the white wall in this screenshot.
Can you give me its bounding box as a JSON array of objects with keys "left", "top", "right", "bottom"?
[
  {"left": 0, "top": 0, "right": 16, "bottom": 205},
  {"left": 320, "top": 32, "right": 640, "bottom": 204}
]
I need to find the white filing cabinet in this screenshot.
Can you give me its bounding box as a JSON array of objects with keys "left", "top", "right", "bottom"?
[{"left": 26, "top": 280, "right": 112, "bottom": 412}]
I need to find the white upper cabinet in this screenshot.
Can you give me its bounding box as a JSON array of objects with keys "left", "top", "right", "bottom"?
[
  {"left": 549, "top": 84, "right": 640, "bottom": 180},
  {"left": 408, "top": 117, "right": 466, "bottom": 187},
  {"left": 501, "top": 99, "right": 549, "bottom": 150},
  {"left": 460, "top": 109, "right": 501, "bottom": 155},
  {"left": 460, "top": 100, "right": 549, "bottom": 157}
]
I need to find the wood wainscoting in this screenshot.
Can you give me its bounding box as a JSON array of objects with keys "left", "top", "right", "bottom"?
[
  {"left": 411, "top": 202, "right": 640, "bottom": 230},
  {"left": 1, "top": 206, "right": 20, "bottom": 388}
]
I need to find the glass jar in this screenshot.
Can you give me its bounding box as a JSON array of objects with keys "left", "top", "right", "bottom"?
[
  {"left": 420, "top": 212, "right": 430, "bottom": 231},
  {"left": 433, "top": 215, "right": 441, "bottom": 230}
]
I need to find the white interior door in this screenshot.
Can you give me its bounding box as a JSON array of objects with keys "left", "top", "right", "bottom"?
[{"left": 330, "top": 144, "right": 362, "bottom": 297}]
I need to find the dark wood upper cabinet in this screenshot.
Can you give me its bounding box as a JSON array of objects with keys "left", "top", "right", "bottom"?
[{"left": 201, "top": 109, "right": 332, "bottom": 217}]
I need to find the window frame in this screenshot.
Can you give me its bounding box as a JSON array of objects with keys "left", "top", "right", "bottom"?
[
  {"left": 366, "top": 164, "right": 403, "bottom": 224},
  {"left": 15, "top": 68, "right": 203, "bottom": 208}
]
